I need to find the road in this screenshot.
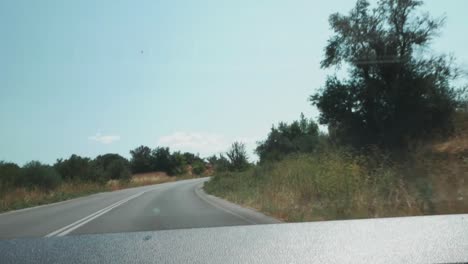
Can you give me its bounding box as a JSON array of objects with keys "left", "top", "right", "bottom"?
[{"left": 0, "top": 178, "right": 279, "bottom": 239}]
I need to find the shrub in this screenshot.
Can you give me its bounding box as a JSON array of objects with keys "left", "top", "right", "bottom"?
[
  {"left": 226, "top": 142, "right": 250, "bottom": 171},
  {"left": 256, "top": 113, "right": 320, "bottom": 162},
  {"left": 192, "top": 161, "right": 205, "bottom": 175},
  {"left": 129, "top": 146, "right": 153, "bottom": 173},
  {"left": 0, "top": 162, "right": 21, "bottom": 190},
  {"left": 18, "top": 161, "right": 62, "bottom": 191},
  {"left": 105, "top": 159, "right": 131, "bottom": 182},
  {"left": 94, "top": 154, "right": 131, "bottom": 182},
  {"left": 54, "top": 155, "right": 93, "bottom": 182}
]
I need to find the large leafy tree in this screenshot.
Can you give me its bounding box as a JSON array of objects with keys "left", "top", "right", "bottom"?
[
  {"left": 151, "top": 147, "right": 173, "bottom": 173},
  {"left": 311, "top": 0, "right": 464, "bottom": 148},
  {"left": 129, "top": 146, "right": 153, "bottom": 173}
]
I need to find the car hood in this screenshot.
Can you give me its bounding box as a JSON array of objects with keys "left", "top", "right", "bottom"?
[{"left": 1, "top": 214, "right": 468, "bottom": 264}]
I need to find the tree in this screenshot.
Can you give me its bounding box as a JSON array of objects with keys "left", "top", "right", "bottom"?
[
  {"left": 310, "top": 0, "right": 464, "bottom": 148},
  {"left": 18, "top": 161, "right": 62, "bottom": 190},
  {"left": 151, "top": 147, "right": 173, "bottom": 173},
  {"left": 206, "top": 154, "right": 230, "bottom": 172},
  {"left": 93, "top": 154, "right": 131, "bottom": 182},
  {"left": 54, "top": 154, "right": 93, "bottom": 182},
  {"left": 169, "top": 151, "right": 188, "bottom": 175},
  {"left": 105, "top": 159, "right": 131, "bottom": 181},
  {"left": 192, "top": 161, "right": 205, "bottom": 175},
  {"left": 0, "top": 161, "right": 21, "bottom": 190},
  {"left": 130, "top": 146, "right": 153, "bottom": 173},
  {"left": 226, "top": 142, "right": 250, "bottom": 171},
  {"left": 256, "top": 113, "right": 320, "bottom": 162}
]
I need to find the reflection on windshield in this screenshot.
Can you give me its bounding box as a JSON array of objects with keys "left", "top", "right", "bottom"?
[{"left": 0, "top": 0, "right": 467, "bottom": 238}]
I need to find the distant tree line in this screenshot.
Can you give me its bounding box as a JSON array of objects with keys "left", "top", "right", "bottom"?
[
  {"left": 128, "top": 146, "right": 206, "bottom": 176},
  {"left": 0, "top": 153, "right": 132, "bottom": 192},
  {"left": 0, "top": 146, "right": 210, "bottom": 192}
]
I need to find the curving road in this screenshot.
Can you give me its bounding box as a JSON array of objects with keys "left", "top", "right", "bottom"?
[{"left": 0, "top": 178, "right": 279, "bottom": 239}]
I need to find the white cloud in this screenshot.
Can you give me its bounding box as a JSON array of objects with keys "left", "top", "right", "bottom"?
[
  {"left": 157, "top": 132, "right": 229, "bottom": 156},
  {"left": 157, "top": 132, "right": 261, "bottom": 159},
  {"left": 88, "top": 133, "right": 120, "bottom": 144}
]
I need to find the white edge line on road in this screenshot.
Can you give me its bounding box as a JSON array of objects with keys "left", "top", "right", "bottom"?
[
  {"left": 194, "top": 184, "right": 257, "bottom": 225},
  {"left": 45, "top": 191, "right": 146, "bottom": 237}
]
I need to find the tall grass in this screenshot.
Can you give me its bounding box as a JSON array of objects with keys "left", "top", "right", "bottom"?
[
  {"left": 0, "top": 182, "right": 108, "bottom": 212},
  {"left": 204, "top": 145, "right": 468, "bottom": 222}
]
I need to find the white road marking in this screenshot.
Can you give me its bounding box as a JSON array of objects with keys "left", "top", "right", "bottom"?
[{"left": 45, "top": 191, "right": 146, "bottom": 237}]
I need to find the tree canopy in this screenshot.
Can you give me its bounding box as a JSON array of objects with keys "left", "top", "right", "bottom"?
[
  {"left": 310, "top": 0, "right": 465, "bottom": 148},
  {"left": 226, "top": 142, "right": 250, "bottom": 171},
  {"left": 256, "top": 114, "right": 320, "bottom": 162}
]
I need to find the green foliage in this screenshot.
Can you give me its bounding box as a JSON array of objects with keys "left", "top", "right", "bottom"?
[
  {"left": 129, "top": 146, "right": 153, "bottom": 173},
  {"left": 130, "top": 145, "right": 206, "bottom": 176},
  {"left": 192, "top": 161, "right": 205, "bottom": 175},
  {"left": 310, "top": 0, "right": 465, "bottom": 148},
  {"left": 182, "top": 152, "right": 202, "bottom": 165},
  {"left": 255, "top": 113, "right": 320, "bottom": 162},
  {"left": 54, "top": 155, "right": 94, "bottom": 182},
  {"left": 18, "top": 161, "right": 62, "bottom": 191},
  {"left": 105, "top": 159, "right": 131, "bottom": 181},
  {"left": 206, "top": 154, "right": 230, "bottom": 172},
  {"left": 0, "top": 162, "right": 21, "bottom": 190},
  {"left": 225, "top": 142, "right": 251, "bottom": 171},
  {"left": 151, "top": 147, "right": 174, "bottom": 174},
  {"left": 170, "top": 151, "right": 188, "bottom": 175},
  {"left": 93, "top": 154, "right": 131, "bottom": 182}
]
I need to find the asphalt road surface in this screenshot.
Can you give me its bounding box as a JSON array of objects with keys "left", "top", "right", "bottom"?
[{"left": 0, "top": 178, "right": 280, "bottom": 239}]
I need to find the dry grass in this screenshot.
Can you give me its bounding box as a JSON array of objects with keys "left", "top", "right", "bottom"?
[
  {"left": 106, "top": 172, "right": 178, "bottom": 191},
  {"left": 0, "top": 182, "right": 107, "bottom": 212},
  {"left": 0, "top": 171, "right": 198, "bottom": 213},
  {"left": 205, "top": 135, "right": 468, "bottom": 222},
  {"left": 424, "top": 132, "right": 468, "bottom": 214},
  {"left": 205, "top": 150, "right": 424, "bottom": 222}
]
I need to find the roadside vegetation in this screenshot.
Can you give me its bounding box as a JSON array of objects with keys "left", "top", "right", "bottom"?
[
  {"left": 0, "top": 147, "right": 209, "bottom": 213},
  {"left": 205, "top": 0, "right": 468, "bottom": 221}
]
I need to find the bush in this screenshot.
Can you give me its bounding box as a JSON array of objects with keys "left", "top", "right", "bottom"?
[
  {"left": 54, "top": 155, "right": 93, "bottom": 182},
  {"left": 0, "top": 162, "right": 21, "bottom": 190},
  {"left": 192, "top": 161, "right": 205, "bottom": 175},
  {"left": 129, "top": 146, "right": 153, "bottom": 173},
  {"left": 256, "top": 113, "right": 320, "bottom": 162},
  {"left": 168, "top": 152, "right": 188, "bottom": 175},
  {"left": 206, "top": 154, "right": 230, "bottom": 172},
  {"left": 18, "top": 161, "right": 62, "bottom": 191},
  {"left": 226, "top": 142, "right": 250, "bottom": 171},
  {"left": 94, "top": 154, "right": 131, "bottom": 182},
  {"left": 105, "top": 159, "right": 131, "bottom": 182}
]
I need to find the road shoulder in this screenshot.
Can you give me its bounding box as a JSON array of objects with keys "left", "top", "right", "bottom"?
[{"left": 195, "top": 182, "right": 282, "bottom": 225}]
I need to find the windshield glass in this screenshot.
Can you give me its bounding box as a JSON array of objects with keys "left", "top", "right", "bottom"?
[{"left": 0, "top": 0, "right": 467, "bottom": 239}]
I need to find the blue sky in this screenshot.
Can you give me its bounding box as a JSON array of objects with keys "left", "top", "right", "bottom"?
[{"left": 1, "top": 0, "right": 467, "bottom": 165}]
